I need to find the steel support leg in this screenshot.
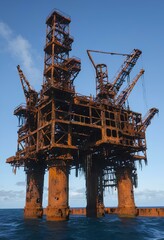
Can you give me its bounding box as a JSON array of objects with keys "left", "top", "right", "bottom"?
[
  {"left": 24, "top": 166, "right": 45, "bottom": 218},
  {"left": 86, "top": 162, "right": 105, "bottom": 217},
  {"left": 116, "top": 168, "right": 137, "bottom": 217},
  {"left": 97, "top": 174, "right": 105, "bottom": 217},
  {"left": 46, "top": 164, "right": 69, "bottom": 221}
]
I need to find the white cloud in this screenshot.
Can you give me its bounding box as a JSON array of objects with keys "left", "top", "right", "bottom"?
[
  {"left": 0, "top": 22, "right": 12, "bottom": 39},
  {"left": 69, "top": 188, "right": 86, "bottom": 207},
  {"left": 70, "top": 191, "right": 83, "bottom": 197},
  {"left": 0, "top": 190, "right": 25, "bottom": 201},
  {"left": 70, "top": 188, "right": 85, "bottom": 199},
  {"left": 104, "top": 188, "right": 164, "bottom": 207},
  {"left": 135, "top": 189, "right": 164, "bottom": 206},
  {"left": 16, "top": 181, "right": 26, "bottom": 187},
  {"left": 0, "top": 21, "right": 42, "bottom": 85}
]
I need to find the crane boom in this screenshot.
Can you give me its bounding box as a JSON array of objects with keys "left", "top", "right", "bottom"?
[
  {"left": 139, "top": 108, "right": 159, "bottom": 131},
  {"left": 87, "top": 50, "right": 130, "bottom": 69},
  {"left": 115, "top": 69, "right": 145, "bottom": 107},
  {"left": 86, "top": 50, "right": 131, "bottom": 99},
  {"left": 17, "top": 65, "right": 38, "bottom": 106},
  {"left": 87, "top": 49, "right": 142, "bottom": 100},
  {"left": 110, "top": 49, "right": 142, "bottom": 96},
  {"left": 87, "top": 50, "right": 96, "bottom": 69}
]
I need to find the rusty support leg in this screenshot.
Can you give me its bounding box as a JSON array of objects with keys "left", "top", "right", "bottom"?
[
  {"left": 86, "top": 161, "right": 105, "bottom": 217},
  {"left": 97, "top": 174, "right": 105, "bottom": 217},
  {"left": 24, "top": 166, "right": 45, "bottom": 218},
  {"left": 46, "top": 164, "right": 69, "bottom": 221},
  {"left": 116, "top": 168, "right": 137, "bottom": 217},
  {"left": 86, "top": 164, "right": 97, "bottom": 217}
]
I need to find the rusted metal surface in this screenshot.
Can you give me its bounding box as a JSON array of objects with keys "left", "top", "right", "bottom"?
[
  {"left": 70, "top": 207, "right": 164, "bottom": 217},
  {"left": 86, "top": 160, "right": 105, "bottom": 217},
  {"left": 6, "top": 9, "right": 158, "bottom": 220},
  {"left": 46, "top": 164, "right": 69, "bottom": 221},
  {"left": 24, "top": 165, "right": 45, "bottom": 218},
  {"left": 116, "top": 168, "right": 137, "bottom": 217}
]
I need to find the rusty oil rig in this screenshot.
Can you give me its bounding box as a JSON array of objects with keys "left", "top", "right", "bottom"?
[{"left": 6, "top": 10, "right": 158, "bottom": 221}]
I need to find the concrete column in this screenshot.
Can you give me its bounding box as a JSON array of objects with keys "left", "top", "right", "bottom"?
[
  {"left": 46, "top": 165, "right": 69, "bottom": 221},
  {"left": 86, "top": 162, "right": 105, "bottom": 217},
  {"left": 24, "top": 166, "right": 45, "bottom": 218},
  {"left": 116, "top": 168, "right": 137, "bottom": 217}
]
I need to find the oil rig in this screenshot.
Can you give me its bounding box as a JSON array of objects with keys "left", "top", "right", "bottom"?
[{"left": 6, "top": 9, "right": 158, "bottom": 221}]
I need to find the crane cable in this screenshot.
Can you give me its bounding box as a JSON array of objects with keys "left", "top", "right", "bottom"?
[
  {"left": 141, "top": 54, "right": 149, "bottom": 111},
  {"left": 126, "top": 74, "right": 130, "bottom": 110}
]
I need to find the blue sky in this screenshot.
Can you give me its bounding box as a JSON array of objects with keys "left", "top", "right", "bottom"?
[{"left": 0, "top": 0, "right": 164, "bottom": 209}]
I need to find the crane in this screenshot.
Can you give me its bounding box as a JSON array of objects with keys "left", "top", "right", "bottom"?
[
  {"left": 17, "top": 65, "right": 38, "bottom": 107},
  {"left": 115, "top": 69, "right": 145, "bottom": 107},
  {"left": 87, "top": 49, "right": 142, "bottom": 100},
  {"left": 139, "top": 108, "right": 159, "bottom": 132},
  {"left": 110, "top": 49, "right": 142, "bottom": 97},
  {"left": 87, "top": 50, "right": 111, "bottom": 99}
]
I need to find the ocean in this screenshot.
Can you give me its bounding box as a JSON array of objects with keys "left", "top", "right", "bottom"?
[{"left": 0, "top": 209, "right": 164, "bottom": 240}]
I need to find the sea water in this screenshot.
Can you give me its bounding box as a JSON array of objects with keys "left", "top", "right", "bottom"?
[{"left": 0, "top": 209, "right": 164, "bottom": 240}]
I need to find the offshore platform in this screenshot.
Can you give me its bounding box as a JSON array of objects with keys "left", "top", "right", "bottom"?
[{"left": 7, "top": 10, "right": 158, "bottom": 221}]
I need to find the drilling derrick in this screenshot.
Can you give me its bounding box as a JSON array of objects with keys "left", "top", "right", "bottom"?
[
  {"left": 6, "top": 9, "right": 159, "bottom": 220},
  {"left": 43, "top": 10, "right": 81, "bottom": 94},
  {"left": 41, "top": 10, "right": 81, "bottom": 221}
]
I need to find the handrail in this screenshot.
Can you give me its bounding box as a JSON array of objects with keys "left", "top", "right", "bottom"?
[
  {"left": 46, "top": 8, "right": 71, "bottom": 23},
  {"left": 14, "top": 103, "right": 26, "bottom": 112}
]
